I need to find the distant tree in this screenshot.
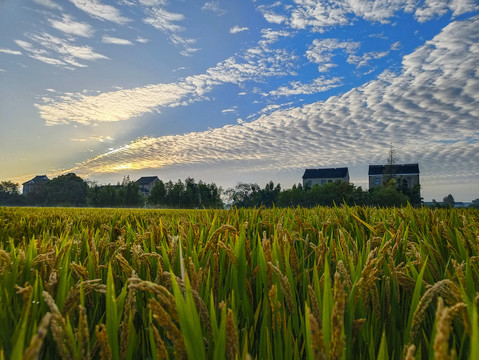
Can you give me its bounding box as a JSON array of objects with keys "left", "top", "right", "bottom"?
[
  {"left": 0, "top": 181, "right": 24, "bottom": 205},
  {"left": 148, "top": 180, "right": 167, "bottom": 206},
  {"left": 470, "top": 198, "right": 479, "bottom": 209},
  {"left": 255, "top": 181, "right": 281, "bottom": 207},
  {"left": 42, "top": 173, "right": 88, "bottom": 206},
  {"left": 443, "top": 194, "right": 455, "bottom": 208},
  {"left": 369, "top": 185, "right": 408, "bottom": 208},
  {"left": 118, "top": 177, "right": 143, "bottom": 207},
  {"left": 226, "top": 182, "right": 260, "bottom": 207},
  {"left": 166, "top": 180, "right": 185, "bottom": 208}
]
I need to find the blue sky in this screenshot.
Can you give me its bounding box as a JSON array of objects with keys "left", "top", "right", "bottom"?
[{"left": 1, "top": 0, "right": 478, "bottom": 201}]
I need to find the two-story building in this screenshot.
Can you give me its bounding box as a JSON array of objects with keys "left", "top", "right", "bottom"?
[
  {"left": 368, "top": 164, "right": 420, "bottom": 189},
  {"left": 136, "top": 176, "right": 160, "bottom": 196},
  {"left": 302, "top": 168, "right": 350, "bottom": 188},
  {"left": 22, "top": 175, "right": 49, "bottom": 195}
]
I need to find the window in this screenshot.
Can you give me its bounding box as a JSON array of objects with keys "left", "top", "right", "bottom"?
[
  {"left": 374, "top": 177, "right": 380, "bottom": 185},
  {"left": 321, "top": 180, "right": 327, "bottom": 185}
]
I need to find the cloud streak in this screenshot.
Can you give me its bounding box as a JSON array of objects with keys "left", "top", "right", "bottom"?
[
  {"left": 101, "top": 35, "right": 133, "bottom": 45},
  {"left": 48, "top": 15, "right": 95, "bottom": 37},
  {"left": 141, "top": 2, "right": 198, "bottom": 55},
  {"left": 0, "top": 48, "right": 22, "bottom": 55},
  {"left": 35, "top": 37, "right": 297, "bottom": 124},
  {"left": 69, "top": 0, "right": 130, "bottom": 24},
  {"left": 15, "top": 32, "right": 108, "bottom": 68},
  {"left": 230, "top": 26, "right": 249, "bottom": 34}
]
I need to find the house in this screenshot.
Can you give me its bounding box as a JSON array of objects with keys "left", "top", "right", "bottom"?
[
  {"left": 136, "top": 176, "right": 160, "bottom": 196},
  {"left": 22, "top": 175, "right": 49, "bottom": 195},
  {"left": 302, "top": 168, "right": 350, "bottom": 188},
  {"left": 368, "top": 163, "right": 420, "bottom": 189}
]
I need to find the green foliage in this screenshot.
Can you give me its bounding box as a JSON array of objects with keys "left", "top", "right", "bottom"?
[
  {"left": 230, "top": 179, "right": 415, "bottom": 208},
  {"left": 148, "top": 177, "right": 223, "bottom": 208},
  {"left": 369, "top": 185, "right": 409, "bottom": 207},
  {"left": 0, "top": 181, "right": 24, "bottom": 205},
  {"left": 443, "top": 194, "right": 456, "bottom": 208}
]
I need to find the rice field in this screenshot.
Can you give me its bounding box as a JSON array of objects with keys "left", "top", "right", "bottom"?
[{"left": 0, "top": 205, "right": 478, "bottom": 359}]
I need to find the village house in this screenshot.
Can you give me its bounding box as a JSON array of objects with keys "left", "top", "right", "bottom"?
[
  {"left": 22, "top": 175, "right": 49, "bottom": 195},
  {"left": 136, "top": 176, "right": 160, "bottom": 196},
  {"left": 302, "top": 168, "right": 350, "bottom": 188},
  {"left": 368, "top": 163, "right": 420, "bottom": 189}
]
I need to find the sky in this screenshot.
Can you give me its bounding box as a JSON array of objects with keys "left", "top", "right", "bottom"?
[{"left": 1, "top": 0, "right": 478, "bottom": 202}]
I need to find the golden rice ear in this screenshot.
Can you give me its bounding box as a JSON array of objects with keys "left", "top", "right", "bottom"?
[
  {"left": 225, "top": 308, "right": 238, "bottom": 360},
  {"left": 23, "top": 312, "right": 52, "bottom": 360},
  {"left": 308, "top": 308, "right": 326, "bottom": 360},
  {"left": 330, "top": 272, "right": 346, "bottom": 360},
  {"left": 95, "top": 324, "right": 112, "bottom": 360}
]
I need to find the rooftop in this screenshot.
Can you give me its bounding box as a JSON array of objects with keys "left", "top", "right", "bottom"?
[
  {"left": 302, "top": 167, "right": 349, "bottom": 179},
  {"left": 136, "top": 176, "right": 160, "bottom": 185},
  {"left": 368, "top": 164, "right": 420, "bottom": 176}
]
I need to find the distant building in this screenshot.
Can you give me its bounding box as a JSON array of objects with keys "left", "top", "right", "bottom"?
[
  {"left": 22, "top": 175, "right": 49, "bottom": 195},
  {"left": 136, "top": 176, "right": 160, "bottom": 196},
  {"left": 368, "top": 163, "right": 420, "bottom": 190},
  {"left": 302, "top": 168, "right": 350, "bottom": 188}
]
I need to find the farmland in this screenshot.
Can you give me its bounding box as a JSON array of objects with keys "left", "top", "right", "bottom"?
[{"left": 0, "top": 206, "right": 478, "bottom": 359}]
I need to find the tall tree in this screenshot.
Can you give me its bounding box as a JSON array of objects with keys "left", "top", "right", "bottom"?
[
  {"left": 148, "top": 180, "right": 166, "bottom": 206},
  {"left": 0, "top": 181, "right": 24, "bottom": 205},
  {"left": 42, "top": 173, "right": 88, "bottom": 206},
  {"left": 443, "top": 194, "right": 455, "bottom": 208}
]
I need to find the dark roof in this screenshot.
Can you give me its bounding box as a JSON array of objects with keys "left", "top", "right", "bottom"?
[
  {"left": 302, "top": 167, "right": 349, "bottom": 179},
  {"left": 22, "top": 175, "right": 49, "bottom": 185},
  {"left": 136, "top": 176, "right": 159, "bottom": 185},
  {"left": 368, "top": 164, "right": 419, "bottom": 176}
]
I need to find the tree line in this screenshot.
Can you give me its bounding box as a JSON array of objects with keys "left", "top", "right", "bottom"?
[
  {"left": 1, "top": 173, "right": 477, "bottom": 209},
  {"left": 225, "top": 179, "right": 422, "bottom": 208},
  {"left": 0, "top": 174, "right": 223, "bottom": 208}
]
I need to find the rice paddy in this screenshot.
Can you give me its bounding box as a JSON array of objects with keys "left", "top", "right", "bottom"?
[{"left": 0, "top": 205, "right": 478, "bottom": 359}]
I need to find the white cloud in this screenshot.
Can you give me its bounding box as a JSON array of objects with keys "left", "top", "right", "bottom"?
[
  {"left": 415, "top": 0, "right": 479, "bottom": 22},
  {"left": 33, "top": 0, "right": 62, "bottom": 10},
  {"left": 306, "top": 39, "right": 360, "bottom": 72},
  {"left": 141, "top": 3, "right": 199, "bottom": 55},
  {"left": 202, "top": 1, "right": 227, "bottom": 15},
  {"left": 136, "top": 36, "right": 149, "bottom": 43},
  {"left": 0, "top": 48, "right": 22, "bottom": 55},
  {"left": 263, "top": 0, "right": 478, "bottom": 32},
  {"left": 69, "top": 0, "right": 130, "bottom": 24},
  {"left": 71, "top": 135, "right": 114, "bottom": 142},
  {"left": 62, "top": 16, "right": 479, "bottom": 191},
  {"left": 48, "top": 15, "right": 95, "bottom": 37},
  {"left": 143, "top": 6, "right": 184, "bottom": 32},
  {"left": 391, "top": 41, "right": 401, "bottom": 50},
  {"left": 257, "top": 3, "right": 288, "bottom": 24},
  {"left": 262, "top": 11, "right": 288, "bottom": 24},
  {"left": 102, "top": 35, "right": 133, "bottom": 45},
  {"left": 222, "top": 106, "right": 237, "bottom": 114},
  {"left": 15, "top": 33, "right": 108, "bottom": 68},
  {"left": 269, "top": 77, "right": 342, "bottom": 96},
  {"left": 230, "top": 26, "right": 249, "bottom": 34},
  {"left": 347, "top": 50, "right": 389, "bottom": 68}
]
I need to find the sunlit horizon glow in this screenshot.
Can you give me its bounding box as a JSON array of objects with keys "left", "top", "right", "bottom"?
[{"left": 1, "top": 1, "right": 478, "bottom": 202}]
